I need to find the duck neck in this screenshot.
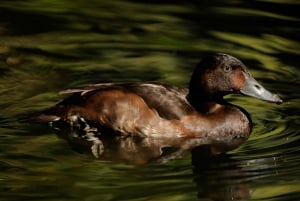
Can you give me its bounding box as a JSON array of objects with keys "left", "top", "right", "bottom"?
[
  {"left": 187, "top": 67, "right": 228, "bottom": 113},
  {"left": 187, "top": 89, "right": 226, "bottom": 114}
]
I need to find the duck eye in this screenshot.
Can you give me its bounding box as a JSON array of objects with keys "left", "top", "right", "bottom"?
[{"left": 223, "top": 66, "right": 232, "bottom": 72}]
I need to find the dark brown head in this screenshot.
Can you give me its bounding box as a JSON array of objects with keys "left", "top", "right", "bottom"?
[{"left": 188, "top": 53, "right": 282, "bottom": 103}]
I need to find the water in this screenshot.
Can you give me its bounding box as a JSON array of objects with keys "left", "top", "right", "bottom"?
[{"left": 0, "top": 0, "right": 299, "bottom": 200}]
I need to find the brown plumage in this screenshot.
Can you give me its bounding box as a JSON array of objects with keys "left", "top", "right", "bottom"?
[{"left": 31, "top": 53, "right": 282, "bottom": 141}]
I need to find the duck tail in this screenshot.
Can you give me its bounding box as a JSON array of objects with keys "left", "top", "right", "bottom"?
[
  {"left": 22, "top": 92, "right": 82, "bottom": 124},
  {"left": 23, "top": 105, "right": 66, "bottom": 124}
]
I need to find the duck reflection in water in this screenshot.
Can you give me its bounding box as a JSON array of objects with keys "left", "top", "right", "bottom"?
[{"left": 56, "top": 127, "right": 268, "bottom": 201}]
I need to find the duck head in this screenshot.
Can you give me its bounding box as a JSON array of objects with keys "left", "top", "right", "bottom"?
[{"left": 188, "top": 53, "right": 283, "bottom": 104}]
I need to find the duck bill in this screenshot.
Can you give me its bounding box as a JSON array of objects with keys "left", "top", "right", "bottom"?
[{"left": 240, "top": 72, "right": 283, "bottom": 104}]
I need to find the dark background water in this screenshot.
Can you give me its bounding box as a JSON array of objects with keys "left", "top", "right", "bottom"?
[{"left": 0, "top": 0, "right": 299, "bottom": 200}]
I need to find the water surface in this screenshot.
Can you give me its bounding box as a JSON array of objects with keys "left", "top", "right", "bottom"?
[{"left": 0, "top": 0, "right": 299, "bottom": 200}]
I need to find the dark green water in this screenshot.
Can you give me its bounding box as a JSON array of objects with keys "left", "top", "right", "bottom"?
[{"left": 0, "top": 0, "right": 299, "bottom": 200}]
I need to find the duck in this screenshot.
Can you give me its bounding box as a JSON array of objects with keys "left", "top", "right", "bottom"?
[{"left": 33, "top": 53, "right": 282, "bottom": 142}]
